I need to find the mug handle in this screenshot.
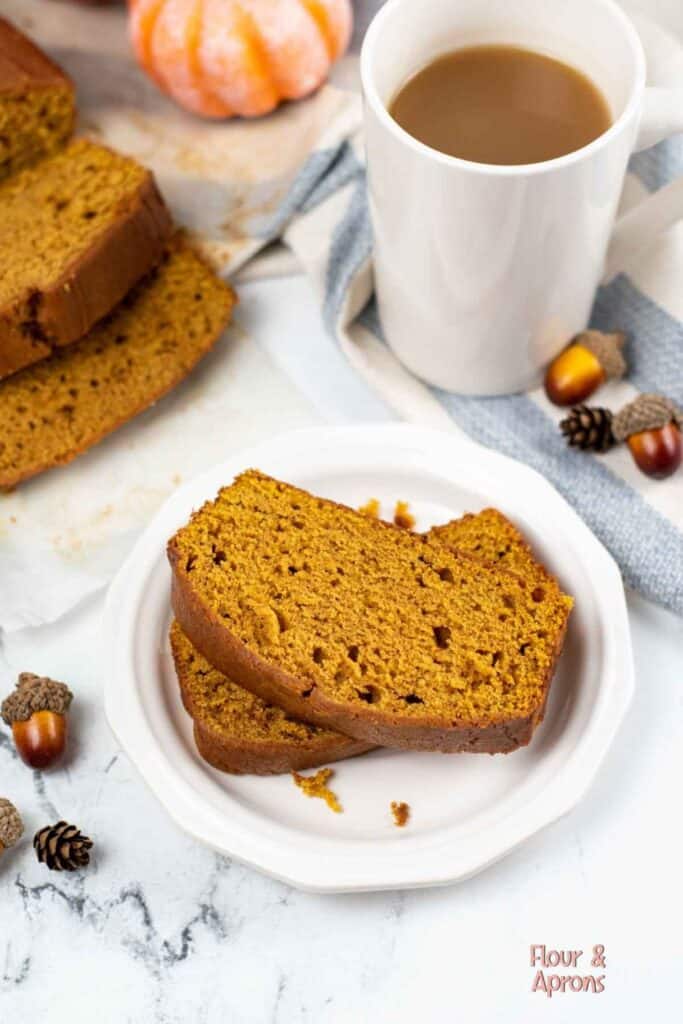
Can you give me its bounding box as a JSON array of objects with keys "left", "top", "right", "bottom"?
[
  {"left": 603, "top": 87, "right": 683, "bottom": 283},
  {"left": 636, "top": 87, "right": 683, "bottom": 150}
]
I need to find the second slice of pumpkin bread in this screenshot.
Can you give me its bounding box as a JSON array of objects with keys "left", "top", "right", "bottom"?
[
  {"left": 170, "top": 621, "right": 373, "bottom": 775},
  {"left": 168, "top": 473, "right": 573, "bottom": 753},
  {"left": 432, "top": 508, "right": 557, "bottom": 587}
]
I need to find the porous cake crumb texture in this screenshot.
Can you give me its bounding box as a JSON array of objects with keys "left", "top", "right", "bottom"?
[
  {"left": 0, "top": 140, "right": 157, "bottom": 309},
  {"left": 432, "top": 509, "right": 551, "bottom": 585},
  {"left": 172, "top": 622, "right": 338, "bottom": 745},
  {"left": 171, "top": 621, "right": 372, "bottom": 774},
  {"left": 0, "top": 138, "right": 173, "bottom": 377}
]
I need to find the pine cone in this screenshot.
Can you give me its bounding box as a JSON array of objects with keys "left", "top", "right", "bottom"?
[
  {"left": 34, "top": 821, "right": 93, "bottom": 871},
  {"left": 560, "top": 405, "right": 615, "bottom": 453}
]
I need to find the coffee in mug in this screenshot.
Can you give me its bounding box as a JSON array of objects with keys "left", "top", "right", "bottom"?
[{"left": 389, "top": 45, "right": 612, "bottom": 165}]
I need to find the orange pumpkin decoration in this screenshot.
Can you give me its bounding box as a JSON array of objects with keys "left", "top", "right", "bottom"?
[{"left": 128, "top": 0, "right": 353, "bottom": 119}]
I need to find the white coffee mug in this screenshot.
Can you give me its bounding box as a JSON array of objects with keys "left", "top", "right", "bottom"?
[{"left": 360, "top": 0, "right": 683, "bottom": 395}]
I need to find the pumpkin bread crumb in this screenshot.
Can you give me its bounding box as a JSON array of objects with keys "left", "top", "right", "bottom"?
[
  {"left": 390, "top": 801, "right": 410, "bottom": 827},
  {"left": 358, "top": 497, "right": 380, "bottom": 518},
  {"left": 393, "top": 500, "right": 416, "bottom": 530},
  {"left": 292, "top": 768, "right": 342, "bottom": 813}
]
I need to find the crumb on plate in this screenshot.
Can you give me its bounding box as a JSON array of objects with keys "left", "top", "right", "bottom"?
[
  {"left": 292, "top": 767, "right": 342, "bottom": 813},
  {"left": 390, "top": 801, "right": 410, "bottom": 827}
]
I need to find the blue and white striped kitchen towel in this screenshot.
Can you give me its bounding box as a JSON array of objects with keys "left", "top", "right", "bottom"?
[{"left": 246, "top": 16, "right": 683, "bottom": 615}]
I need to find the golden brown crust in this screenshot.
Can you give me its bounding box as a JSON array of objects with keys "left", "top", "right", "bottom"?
[
  {"left": 0, "top": 17, "right": 73, "bottom": 94},
  {"left": 0, "top": 169, "right": 173, "bottom": 379},
  {"left": 192, "top": 720, "right": 372, "bottom": 776},
  {"left": 170, "top": 568, "right": 567, "bottom": 754}
]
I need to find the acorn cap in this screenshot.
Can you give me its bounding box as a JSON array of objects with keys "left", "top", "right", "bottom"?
[
  {"left": 1, "top": 673, "right": 73, "bottom": 726},
  {"left": 612, "top": 393, "right": 683, "bottom": 442},
  {"left": 0, "top": 798, "right": 24, "bottom": 850},
  {"left": 574, "top": 330, "right": 627, "bottom": 380}
]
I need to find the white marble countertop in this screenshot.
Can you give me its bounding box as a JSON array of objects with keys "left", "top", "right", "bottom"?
[{"left": 2, "top": 2, "right": 683, "bottom": 1021}]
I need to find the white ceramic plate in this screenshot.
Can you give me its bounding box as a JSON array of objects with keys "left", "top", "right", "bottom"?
[{"left": 104, "top": 424, "right": 633, "bottom": 892}]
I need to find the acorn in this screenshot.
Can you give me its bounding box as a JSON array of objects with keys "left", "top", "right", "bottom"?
[
  {"left": 612, "top": 394, "right": 683, "bottom": 479},
  {"left": 545, "top": 330, "right": 627, "bottom": 406},
  {"left": 1, "top": 673, "right": 73, "bottom": 770},
  {"left": 0, "top": 798, "right": 23, "bottom": 859}
]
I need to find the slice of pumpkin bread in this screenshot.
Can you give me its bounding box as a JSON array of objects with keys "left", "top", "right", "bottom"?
[
  {"left": 171, "top": 509, "right": 562, "bottom": 774},
  {"left": 432, "top": 509, "right": 555, "bottom": 586},
  {"left": 0, "top": 235, "right": 235, "bottom": 490},
  {"left": 170, "top": 622, "right": 373, "bottom": 775},
  {"left": 168, "top": 472, "right": 573, "bottom": 754},
  {"left": 0, "top": 137, "right": 172, "bottom": 378},
  {"left": 0, "top": 17, "right": 75, "bottom": 181}
]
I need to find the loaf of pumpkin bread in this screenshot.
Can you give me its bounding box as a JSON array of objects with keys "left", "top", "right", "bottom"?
[{"left": 168, "top": 473, "right": 573, "bottom": 754}]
